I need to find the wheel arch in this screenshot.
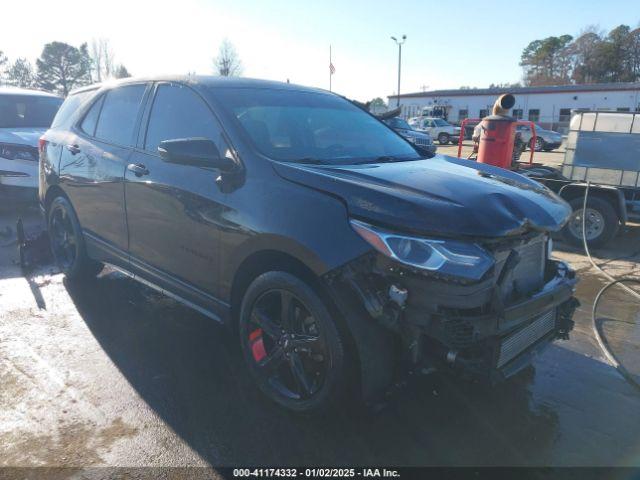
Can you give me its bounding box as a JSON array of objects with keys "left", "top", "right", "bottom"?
[
  {"left": 230, "top": 249, "right": 326, "bottom": 325},
  {"left": 229, "top": 248, "right": 378, "bottom": 399},
  {"left": 43, "top": 184, "right": 69, "bottom": 214}
]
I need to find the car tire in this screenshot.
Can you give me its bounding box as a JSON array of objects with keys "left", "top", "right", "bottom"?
[
  {"left": 561, "top": 196, "right": 619, "bottom": 248},
  {"left": 47, "top": 196, "right": 103, "bottom": 280},
  {"left": 530, "top": 137, "right": 545, "bottom": 151},
  {"left": 239, "top": 271, "right": 349, "bottom": 414},
  {"left": 437, "top": 133, "right": 450, "bottom": 145}
]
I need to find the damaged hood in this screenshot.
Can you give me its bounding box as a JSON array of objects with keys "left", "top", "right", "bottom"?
[{"left": 273, "top": 155, "right": 571, "bottom": 238}]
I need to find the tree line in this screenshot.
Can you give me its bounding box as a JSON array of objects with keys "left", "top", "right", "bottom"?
[
  {"left": 0, "top": 37, "right": 242, "bottom": 97},
  {"left": 521, "top": 23, "right": 640, "bottom": 86},
  {"left": 0, "top": 39, "right": 131, "bottom": 96}
]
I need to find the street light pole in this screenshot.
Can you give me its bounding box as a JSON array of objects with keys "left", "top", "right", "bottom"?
[{"left": 391, "top": 35, "right": 406, "bottom": 108}]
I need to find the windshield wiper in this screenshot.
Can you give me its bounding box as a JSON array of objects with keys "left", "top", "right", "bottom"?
[
  {"left": 354, "top": 156, "right": 416, "bottom": 165},
  {"left": 289, "top": 157, "right": 327, "bottom": 165}
]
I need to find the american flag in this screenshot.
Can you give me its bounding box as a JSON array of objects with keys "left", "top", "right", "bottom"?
[{"left": 329, "top": 62, "right": 335, "bottom": 75}]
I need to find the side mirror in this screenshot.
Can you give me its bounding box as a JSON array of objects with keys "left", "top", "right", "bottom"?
[{"left": 158, "top": 138, "right": 236, "bottom": 171}]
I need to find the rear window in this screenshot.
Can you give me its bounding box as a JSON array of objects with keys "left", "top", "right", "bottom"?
[
  {"left": 94, "top": 85, "right": 146, "bottom": 146},
  {"left": 80, "top": 95, "right": 104, "bottom": 136},
  {"left": 0, "top": 94, "right": 63, "bottom": 128},
  {"left": 51, "top": 89, "right": 97, "bottom": 129}
]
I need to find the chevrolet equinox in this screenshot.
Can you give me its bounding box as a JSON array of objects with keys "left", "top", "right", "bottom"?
[{"left": 40, "top": 77, "right": 578, "bottom": 413}]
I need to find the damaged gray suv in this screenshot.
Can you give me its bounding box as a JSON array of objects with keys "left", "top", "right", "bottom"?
[{"left": 40, "top": 76, "right": 578, "bottom": 413}]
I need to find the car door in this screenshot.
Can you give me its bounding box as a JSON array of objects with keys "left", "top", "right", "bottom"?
[
  {"left": 59, "top": 83, "right": 148, "bottom": 262},
  {"left": 125, "top": 82, "right": 232, "bottom": 308},
  {"left": 425, "top": 120, "right": 436, "bottom": 135}
]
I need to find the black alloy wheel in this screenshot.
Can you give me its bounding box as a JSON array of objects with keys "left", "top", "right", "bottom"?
[
  {"left": 49, "top": 201, "right": 78, "bottom": 271},
  {"left": 249, "top": 289, "right": 328, "bottom": 399},
  {"left": 239, "top": 272, "right": 348, "bottom": 413},
  {"left": 47, "top": 196, "right": 103, "bottom": 279}
]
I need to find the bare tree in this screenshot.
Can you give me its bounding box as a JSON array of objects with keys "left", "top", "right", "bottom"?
[
  {"left": 5, "top": 58, "right": 35, "bottom": 88},
  {"left": 113, "top": 64, "right": 131, "bottom": 79},
  {"left": 90, "top": 38, "right": 115, "bottom": 82},
  {"left": 0, "top": 51, "right": 7, "bottom": 83},
  {"left": 213, "top": 39, "right": 242, "bottom": 77}
]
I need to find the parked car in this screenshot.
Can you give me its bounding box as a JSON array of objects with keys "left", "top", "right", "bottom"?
[
  {"left": 383, "top": 116, "right": 437, "bottom": 155},
  {"left": 0, "top": 87, "right": 62, "bottom": 201},
  {"left": 408, "top": 116, "right": 460, "bottom": 145},
  {"left": 40, "top": 76, "right": 577, "bottom": 413},
  {"left": 517, "top": 123, "right": 563, "bottom": 151}
]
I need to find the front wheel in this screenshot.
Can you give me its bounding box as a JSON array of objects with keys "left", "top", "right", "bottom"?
[
  {"left": 239, "top": 271, "right": 349, "bottom": 413},
  {"left": 562, "top": 196, "right": 619, "bottom": 248},
  {"left": 47, "top": 196, "right": 103, "bottom": 279},
  {"left": 530, "top": 137, "right": 545, "bottom": 151},
  {"left": 437, "top": 133, "right": 450, "bottom": 145}
]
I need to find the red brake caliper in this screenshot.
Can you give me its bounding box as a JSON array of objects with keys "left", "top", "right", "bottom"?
[{"left": 249, "top": 328, "right": 267, "bottom": 363}]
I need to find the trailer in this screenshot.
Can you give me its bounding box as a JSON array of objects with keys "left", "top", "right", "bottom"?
[{"left": 523, "top": 110, "right": 640, "bottom": 248}]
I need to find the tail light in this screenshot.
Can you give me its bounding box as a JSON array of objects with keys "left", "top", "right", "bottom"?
[
  {"left": 38, "top": 137, "right": 47, "bottom": 154},
  {"left": 0, "top": 142, "right": 39, "bottom": 162}
]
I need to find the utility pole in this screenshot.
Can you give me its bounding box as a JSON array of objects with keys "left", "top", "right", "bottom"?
[{"left": 391, "top": 35, "right": 406, "bottom": 107}]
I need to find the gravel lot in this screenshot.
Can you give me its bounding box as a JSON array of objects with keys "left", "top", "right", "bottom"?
[{"left": 1, "top": 180, "right": 639, "bottom": 468}]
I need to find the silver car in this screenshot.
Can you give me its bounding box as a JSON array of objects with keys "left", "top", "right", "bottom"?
[
  {"left": 516, "top": 123, "right": 563, "bottom": 151},
  {"left": 383, "top": 117, "right": 437, "bottom": 155},
  {"left": 0, "top": 87, "right": 62, "bottom": 201}
]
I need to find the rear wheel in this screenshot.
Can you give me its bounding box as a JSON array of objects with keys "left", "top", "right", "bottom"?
[
  {"left": 47, "top": 196, "right": 103, "bottom": 279},
  {"left": 239, "top": 271, "right": 348, "bottom": 413},
  {"left": 437, "top": 133, "right": 450, "bottom": 145},
  {"left": 562, "top": 196, "right": 619, "bottom": 248}
]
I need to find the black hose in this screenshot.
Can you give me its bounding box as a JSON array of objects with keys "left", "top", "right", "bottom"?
[
  {"left": 581, "top": 184, "right": 640, "bottom": 390},
  {"left": 591, "top": 278, "right": 640, "bottom": 390}
]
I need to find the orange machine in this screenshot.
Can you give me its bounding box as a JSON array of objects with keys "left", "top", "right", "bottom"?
[{"left": 457, "top": 94, "right": 536, "bottom": 169}]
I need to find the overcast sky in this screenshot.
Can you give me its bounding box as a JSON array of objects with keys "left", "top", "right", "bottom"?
[{"left": 1, "top": 0, "right": 638, "bottom": 101}]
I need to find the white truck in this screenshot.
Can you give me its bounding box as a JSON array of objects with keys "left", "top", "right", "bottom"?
[{"left": 408, "top": 116, "right": 461, "bottom": 145}]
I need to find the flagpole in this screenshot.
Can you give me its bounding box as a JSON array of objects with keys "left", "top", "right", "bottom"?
[{"left": 329, "top": 45, "right": 332, "bottom": 92}]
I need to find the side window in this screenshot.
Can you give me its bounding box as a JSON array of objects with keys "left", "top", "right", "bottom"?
[
  {"left": 144, "top": 84, "right": 227, "bottom": 154},
  {"left": 94, "top": 84, "right": 146, "bottom": 146},
  {"left": 80, "top": 95, "right": 104, "bottom": 136},
  {"left": 52, "top": 89, "right": 96, "bottom": 129}
]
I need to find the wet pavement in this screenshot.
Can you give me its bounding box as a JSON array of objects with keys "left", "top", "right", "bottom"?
[{"left": 1, "top": 207, "right": 640, "bottom": 467}]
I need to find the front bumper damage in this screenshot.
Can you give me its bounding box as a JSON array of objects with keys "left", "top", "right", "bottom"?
[{"left": 324, "top": 234, "right": 578, "bottom": 397}]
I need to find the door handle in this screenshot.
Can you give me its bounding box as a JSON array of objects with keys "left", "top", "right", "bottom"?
[
  {"left": 127, "top": 163, "right": 150, "bottom": 177},
  {"left": 66, "top": 144, "right": 81, "bottom": 155}
]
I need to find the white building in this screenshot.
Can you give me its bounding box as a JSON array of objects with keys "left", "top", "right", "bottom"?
[{"left": 388, "top": 82, "right": 640, "bottom": 131}]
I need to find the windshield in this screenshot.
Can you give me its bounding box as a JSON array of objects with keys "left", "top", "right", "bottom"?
[
  {"left": 213, "top": 88, "right": 421, "bottom": 165},
  {"left": 0, "top": 94, "right": 63, "bottom": 128},
  {"left": 389, "top": 118, "right": 412, "bottom": 130}
]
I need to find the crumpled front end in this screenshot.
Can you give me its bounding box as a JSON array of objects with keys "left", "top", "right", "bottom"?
[{"left": 324, "top": 232, "right": 578, "bottom": 386}]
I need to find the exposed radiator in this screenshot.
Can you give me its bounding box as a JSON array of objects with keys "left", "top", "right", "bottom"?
[{"left": 497, "top": 309, "right": 555, "bottom": 368}]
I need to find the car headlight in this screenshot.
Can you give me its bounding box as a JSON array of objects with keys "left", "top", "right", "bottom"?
[
  {"left": 350, "top": 219, "right": 494, "bottom": 281},
  {"left": 406, "top": 136, "right": 417, "bottom": 144}
]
